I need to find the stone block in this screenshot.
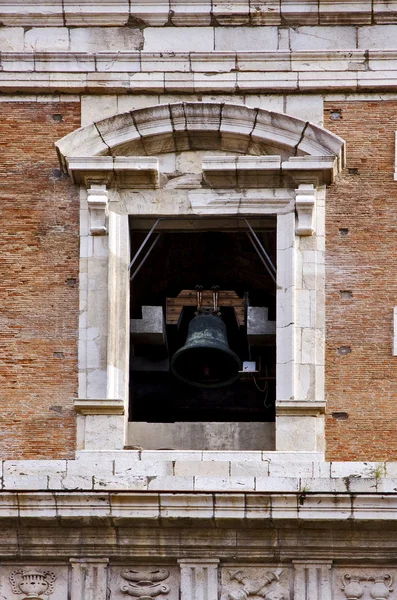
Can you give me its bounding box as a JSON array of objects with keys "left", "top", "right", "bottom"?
[
  {"left": 213, "top": 0, "right": 250, "bottom": 25},
  {"left": 3, "top": 460, "right": 67, "bottom": 490},
  {"left": 147, "top": 476, "right": 195, "bottom": 490},
  {"left": 84, "top": 414, "right": 125, "bottom": 450},
  {"left": 110, "top": 492, "right": 160, "bottom": 520},
  {"left": 358, "top": 25, "right": 397, "bottom": 49},
  {"left": 289, "top": 26, "right": 356, "bottom": 50},
  {"left": 175, "top": 461, "right": 229, "bottom": 477},
  {"left": 165, "top": 72, "right": 195, "bottom": 93},
  {"left": 170, "top": 0, "right": 212, "bottom": 26},
  {"left": 286, "top": 95, "right": 324, "bottom": 126},
  {"left": 194, "top": 476, "right": 255, "bottom": 491},
  {"left": 24, "top": 27, "right": 70, "bottom": 51},
  {"left": 202, "top": 451, "right": 263, "bottom": 461},
  {"left": 93, "top": 475, "right": 148, "bottom": 490},
  {"left": 214, "top": 494, "right": 245, "bottom": 520},
  {"left": 190, "top": 52, "right": 236, "bottom": 72},
  {"left": 140, "top": 450, "right": 203, "bottom": 461},
  {"left": 276, "top": 416, "right": 319, "bottom": 452},
  {"left": 159, "top": 493, "right": 214, "bottom": 519},
  {"left": 330, "top": 462, "right": 381, "bottom": 479},
  {"left": 70, "top": 27, "right": 143, "bottom": 52},
  {"left": 269, "top": 460, "right": 314, "bottom": 478},
  {"left": 193, "top": 72, "right": 237, "bottom": 93},
  {"left": 130, "top": 306, "right": 166, "bottom": 345},
  {"left": 129, "top": 0, "right": 169, "bottom": 25},
  {"left": 144, "top": 27, "right": 214, "bottom": 52},
  {"left": 0, "top": 28, "right": 25, "bottom": 52},
  {"left": 237, "top": 71, "right": 298, "bottom": 91},
  {"left": 320, "top": 0, "right": 372, "bottom": 24},
  {"left": 281, "top": 0, "right": 318, "bottom": 24},
  {"left": 230, "top": 461, "right": 269, "bottom": 477},
  {"left": 244, "top": 94, "right": 284, "bottom": 112},
  {"left": 81, "top": 95, "right": 118, "bottom": 126},
  {"left": 255, "top": 476, "right": 299, "bottom": 491},
  {"left": 129, "top": 71, "right": 165, "bottom": 93},
  {"left": 214, "top": 26, "right": 278, "bottom": 51},
  {"left": 114, "top": 458, "right": 173, "bottom": 476},
  {"left": 17, "top": 493, "right": 58, "bottom": 518}
]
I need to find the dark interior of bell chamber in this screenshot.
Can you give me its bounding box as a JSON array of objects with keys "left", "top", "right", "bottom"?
[{"left": 129, "top": 222, "right": 277, "bottom": 423}]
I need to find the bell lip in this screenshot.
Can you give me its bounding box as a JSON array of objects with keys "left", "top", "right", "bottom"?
[{"left": 170, "top": 341, "right": 242, "bottom": 389}]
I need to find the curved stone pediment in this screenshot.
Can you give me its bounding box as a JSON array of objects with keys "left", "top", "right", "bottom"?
[{"left": 56, "top": 102, "right": 346, "bottom": 174}]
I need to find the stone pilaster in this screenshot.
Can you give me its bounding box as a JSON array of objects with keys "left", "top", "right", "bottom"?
[
  {"left": 293, "top": 561, "right": 332, "bottom": 600},
  {"left": 70, "top": 558, "right": 109, "bottom": 600},
  {"left": 178, "top": 559, "right": 219, "bottom": 600}
]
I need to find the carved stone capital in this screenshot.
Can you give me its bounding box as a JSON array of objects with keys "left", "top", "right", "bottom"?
[
  {"left": 295, "top": 183, "right": 317, "bottom": 236},
  {"left": 87, "top": 184, "right": 108, "bottom": 235}
]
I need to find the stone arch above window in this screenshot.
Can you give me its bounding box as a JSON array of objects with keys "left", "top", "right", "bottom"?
[
  {"left": 56, "top": 102, "right": 345, "bottom": 168},
  {"left": 56, "top": 102, "right": 346, "bottom": 454}
]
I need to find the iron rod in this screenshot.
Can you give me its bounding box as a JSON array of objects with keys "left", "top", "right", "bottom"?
[
  {"left": 244, "top": 218, "right": 276, "bottom": 275},
  {"left": 247, "top": 232, "right": 277, "bottom": 284},
  {"left": 130, "top": 233, "right": 161, "bottom": 281},
  {"left": 128, "top": 217, "right": 161, "bottom": 271}
]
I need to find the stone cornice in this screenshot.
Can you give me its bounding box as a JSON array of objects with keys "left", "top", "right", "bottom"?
[
  {"left": 2, "top": 490, "right": 397, "bottom": 523},
  {"left": 2, "top": 50, "right": 397, "bottom": 93},
  {"left": 1, "top": 1, "right": 396, "bottom": 27}
]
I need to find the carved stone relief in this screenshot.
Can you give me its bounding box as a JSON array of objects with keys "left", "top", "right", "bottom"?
[
  {"left": 120, "top": 569, "right": 170, "bottom": 598},
  {"left": 10, "top": 570, "right": 56, "bottom": 598},
  {"left": 108, "top": 566, "right": 179, "bottom": 600},
  {"left": 333, "top": 569, "right": 397, "bottom": 600},
  {"left": 221, "top": 568, "right": 290, "bottom": 600},
  {"left": 0, "top": 567, "right": 67, "bottom": 600}
]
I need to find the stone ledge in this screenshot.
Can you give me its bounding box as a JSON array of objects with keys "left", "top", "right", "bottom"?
[
  {"left": 0, "top": 50, "right": 396, "bottom": 73},
  {"left": 74, "top": 398, "right": 125, "bottom": 415},
  {"left": 2, "top": 68, "right": 397, "bottom": 94},
  {"left": 276, "top": 401, "right": 326, "bottom": 416},
  {"left": 1, "top": 2, "right": 396, "bottom": 26},
  {"left": 2, "top": 490, "right": 397, "bottom": 522}
]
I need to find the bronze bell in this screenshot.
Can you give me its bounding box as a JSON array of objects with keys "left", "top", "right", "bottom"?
[{"left": 171, "top": 313, "right": 241, "bottom": 388}]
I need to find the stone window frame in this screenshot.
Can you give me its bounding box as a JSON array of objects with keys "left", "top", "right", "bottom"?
[{"left": 56, "top": 102, "right": 345, "bottom": 453}]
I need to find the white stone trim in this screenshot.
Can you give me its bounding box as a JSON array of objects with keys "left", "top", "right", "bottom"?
[
  {"left": 56, "top": 102, "right": 345, "bottom": 171},
  {"left": 3, "top": 489, "right": 397, "bottom": 521},
  {"left": 4, "top": 50, "right": 397, "bottom": 93},
  {"left": 67, "top": 156, "right": 160, "bottom": 188},
  {"left": 1, "top": 2, "right": 396, "bottom": 26}
]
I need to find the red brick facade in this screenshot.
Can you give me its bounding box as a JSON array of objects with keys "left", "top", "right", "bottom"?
[
  {"left": 0, "top": 102, "right": 80, "bottom": 459},
  {"left": 325, "top": 101, "right": 397, "bottom": 460},
  {"left": 2, "top": 100, "right": 397, "bottom": 461}
]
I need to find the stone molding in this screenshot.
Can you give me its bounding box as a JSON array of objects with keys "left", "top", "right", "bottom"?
[
  {"left": 276, "top": 401, "right": 326, "bottom": 416},
  {"left": 202, "top": 156, "right": 338, "bottom": 189},
  {"left": 1, "top": 2, "right": 396, "bottom": 27},
  {"left": 67, "top": 156, "right": 160, "bottom": 188},
  {"left": 2, "top": 489, "right": 397, "bottom": 522},
  {"left": 56, "top": 102, "right": 345, "bottom": 170},
  {"left": 74, "top": 398, "right": 125, "bottom": 415},
  {"left": 3, "top": 50, "right": 397, "bottom": 93}
]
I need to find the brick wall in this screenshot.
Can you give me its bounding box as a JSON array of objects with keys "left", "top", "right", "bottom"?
[
  {"left": 0, "top": 102, "right": 80, "bottom": 459},
  {"left": 325, "top": 101, "right": 397, "bottom": 461}
]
